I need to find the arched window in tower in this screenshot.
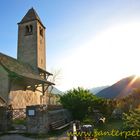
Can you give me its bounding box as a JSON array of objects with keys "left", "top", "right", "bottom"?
[
  {"left": 40, "top": 27, "right": 43, "bottom": 37},
  {"left": 29, "top": 25, "right": 33, "bottom": 32},
  {"left": 25, "top": 25, "right": 33, "bottom": 35}
]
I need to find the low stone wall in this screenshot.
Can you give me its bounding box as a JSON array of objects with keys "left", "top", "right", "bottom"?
[
  {"left": 26, "top": 105, "right": 71, "bottom": 133},
  {"left": 47, "top": 104, "right": 63, "bottom": 110}
]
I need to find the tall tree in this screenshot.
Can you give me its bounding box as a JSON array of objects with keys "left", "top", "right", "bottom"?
[{"left": 60, "top": 87, "right": 97, "bottom": 120}]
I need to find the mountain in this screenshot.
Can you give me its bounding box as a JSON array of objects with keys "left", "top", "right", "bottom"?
[
  {"left": 90, "top": 86, "right": 109, "bottom": 94},
  {"left": 96, "top": 75, "right": 140, "bottom": 99},
  {"left": 48, "top": 86, "right": 63, "bottom": 95}
]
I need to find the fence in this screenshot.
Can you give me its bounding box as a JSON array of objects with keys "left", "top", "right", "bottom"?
[{"left": 12, "top": 108, "right": 26, "bottom": 120}]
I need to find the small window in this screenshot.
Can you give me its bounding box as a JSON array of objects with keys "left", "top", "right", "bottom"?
[
  {"left": 25, "top": 26, "right": 29, "bottom": 33},
  {"left": 29, "top": 25, "right": 33, "bottom": 32},
  {"left": 25, "top": 25, "right": 33, "bottom": 35},
  {"left": 40, "top": 27, "right": 43, "bottom": 37}
]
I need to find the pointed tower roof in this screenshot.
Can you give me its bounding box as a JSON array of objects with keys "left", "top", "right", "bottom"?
[{"left": 18, "top": 8, "right": 45, "bottom": 28}]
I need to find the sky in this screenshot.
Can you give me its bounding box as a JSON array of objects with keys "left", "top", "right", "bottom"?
[{"left": 1, "top": 0, "right": 140, "bottom": 91}]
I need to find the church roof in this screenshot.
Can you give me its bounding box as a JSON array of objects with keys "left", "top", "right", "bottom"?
[
  {"left": 18, "top": 8, "right": 45, "bottom": 28},
  {"left": 0, "top": 53, "right": 54, "bottom": 85}
]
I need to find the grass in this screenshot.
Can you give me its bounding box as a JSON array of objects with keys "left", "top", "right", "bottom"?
[
  {"left": 96, "top": 119, "right": 123, "bottom": 130},
  {"left": 12, "top": 119, "right": 26, "bottom": 125},
  {"left": 95, "top": 119, "right": 124, "bottom": 140}
]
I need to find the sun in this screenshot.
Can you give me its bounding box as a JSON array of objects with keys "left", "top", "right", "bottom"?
[{"left": 128, "top": 75, "right": 139, "bottom": 86}]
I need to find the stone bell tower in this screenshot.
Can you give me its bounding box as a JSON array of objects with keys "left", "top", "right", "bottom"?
[{"left": 17, "top": 8, "right": 46, "bottom": 70}]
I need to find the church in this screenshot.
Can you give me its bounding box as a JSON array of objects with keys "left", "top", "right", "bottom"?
[{"left": 0, "top": 8, "right": 55, "bottom": 108}]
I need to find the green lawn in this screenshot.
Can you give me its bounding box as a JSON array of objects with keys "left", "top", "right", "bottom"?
[{"left": 95, "top": 119, "right": 124, "bottom": 140}]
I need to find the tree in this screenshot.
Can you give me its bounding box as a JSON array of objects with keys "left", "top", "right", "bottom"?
[
  {"left": 116, "top": 88, "right": 140, "bottom": 113},
  {"left": 93, "top": 98, "right": 116, "bottom": 118},
  {"left": 49, "top": 68, "right": 62, "bottom": 85},
  {"left": 47, "top": 68, "right": 62, "bottom": 104},
  {"left": 123, "top": 108, "right": 140, "bottom": 130},
  {"left": 60, "top": 87, "right": 97, "bottom": 120}
]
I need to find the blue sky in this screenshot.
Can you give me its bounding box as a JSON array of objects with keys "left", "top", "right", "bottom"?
[{"left": 1, "top": 0, "right": 140, "bottom": 91}]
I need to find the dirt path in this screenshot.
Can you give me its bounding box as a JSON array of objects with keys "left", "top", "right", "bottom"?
[
  {"left": 0, "top": 129, "right": 70, "bottom": 140},
  {"left": 0, "top": 134, "right": 34, "bottom": 140},
  {"left": 0, "top": 134, "right": 70, "bottom": 140}
]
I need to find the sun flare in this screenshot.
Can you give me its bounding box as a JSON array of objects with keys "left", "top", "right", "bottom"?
[{"left": 56, "top": 21, "right": 140, "bottom": 90}]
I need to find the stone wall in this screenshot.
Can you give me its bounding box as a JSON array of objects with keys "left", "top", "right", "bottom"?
[
  {"left": 18, "top": 19, "right": 46, "bottom": 70},
  {"left": 17, "top": 21, "right": 38, "bottom": 68},
  {"left": 0, "top": 65, "right": 9, "bottom": 103},
  {"left": 9, "top": 90, "right": 41, "bottom": 109},
  {"left": 0, "top": 106, "right": 12, "bottom": 132},
  {"left": 9, "top": 90, "right": 59, "bottom": 109},
  {"left": 9, "top": 83, "right": 59, "bottom": 109},
  {"left": 26, "top": 105, "right": 71, "bottom": 133},
  {"left": 37, "top": 21, "right": 46, "bottom": 70}
]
